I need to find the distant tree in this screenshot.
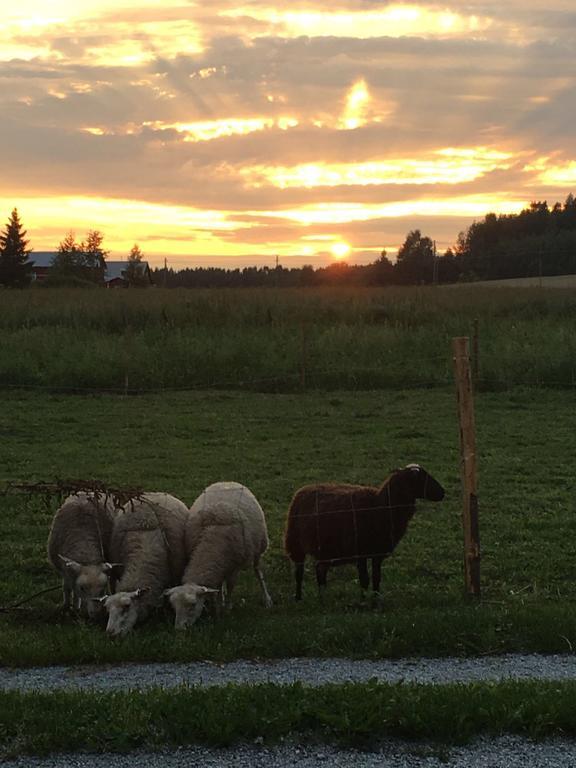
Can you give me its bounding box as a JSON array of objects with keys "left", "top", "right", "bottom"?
[
  {"left": 369, "top": 250, "right": 395, "bottom": 285},
  {"left": 125, "top": 243, "right": 149, "bottom": 287},
  {"left": 0, "top": 208, "right": 33, "bottom": 288},
  {"left": 81, "top": 230, "right": 108, "bottom": 283},
  {"left": 452, "top": 195, "right": 576, "bottom": 280},
  {"left": 437, "top": 248, "right": 462, "bottom": 283},
  {"left": 395, "top": 230, "right": 435, "bottom": 284},
  {"left": 299, "top": 264, "right": 318, "bottom": 286},
  {"left": 49, "top": 230, "right": 108, "bottom": 285},
  {"left": 49, "top": 232, "right": 85, "bottom": 283}
]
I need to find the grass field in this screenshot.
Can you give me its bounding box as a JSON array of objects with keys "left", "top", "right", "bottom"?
[
  {"left": 1, "top": 286, "right": 576, "bottom": 391},
  {"left": 3, "top": 679, "right": 576, "bottom": 756},
  {"left": 1, "top": 286, "right": 576, "bottom": 756},
  {"left": 1, "top": 384, "right": 575, "bottom": 666}
]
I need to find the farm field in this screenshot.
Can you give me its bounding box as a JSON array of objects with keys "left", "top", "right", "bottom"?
[
  {"left": 1, "top": 286, "right": 576, "bottom": 391},
  {"left": 448, "top": 273, "right": 576, "bottom": 289},
  {"left": 0, "top": 382, "right": 575, "bottom": 666},
  {"left": 1, "top": 286, "right": 576, "bottom": 757}
]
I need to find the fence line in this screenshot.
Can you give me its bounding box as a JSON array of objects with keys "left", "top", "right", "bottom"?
[{"left": 0, "top": 369, "right": 576, "bottom": 395}]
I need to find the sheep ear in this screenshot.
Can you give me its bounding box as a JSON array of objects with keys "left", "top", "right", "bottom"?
[
  {"left": 58, "top": 555, "right": 82, "bottom": 574},
  {"left": 134, "top": 587, "right": 150, "bottom": 599},
  {"left": 90, "top": 596, "right": 109, "bottom": 604},
  {"left": 163, "top": 587, "right": 176, "bottom": 597},
  {"left": 199, "top": 586, "right": 219, "bottom": 595},
  {"left": 102, "top": 562, "right": 123, "bottom": 574}
]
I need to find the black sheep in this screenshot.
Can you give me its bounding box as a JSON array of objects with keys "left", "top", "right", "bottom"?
[{"left": 284, "top": 464, "right": 445, "bottom": 600}]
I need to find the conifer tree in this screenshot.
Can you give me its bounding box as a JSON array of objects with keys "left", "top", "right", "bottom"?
[
  {"left": 81, "top": 230, "right": 107, "bottom": 283},
  {"left": 0, "top": 208, "right": 33, "bottom": 287},
  {"left": 50, "top": 230, "right": 108, "bottom": 284},
  {"left": 50, "top": 231, "right": 84, "bottom": 281},
  {"left": 125, "top": 243, "right": 148, "bottom": 286}
]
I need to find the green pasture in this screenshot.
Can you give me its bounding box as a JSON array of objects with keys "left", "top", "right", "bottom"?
[
  {"left": 3, "top": 679, "right": 576, "bottom": 756},
  {"left": 1, "top": 286, "right": 576, "bottom": 390},
  {"left": 0, "top": 384, "right": 574, "bottom": 666}
]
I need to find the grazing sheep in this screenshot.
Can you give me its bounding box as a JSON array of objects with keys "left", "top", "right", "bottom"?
[
  {"left": 165, "top": 481, "right": 273, "bottom": 630},
  {"left": 47, "top": 492, "right": 120, "bottom": 618},
  {"left": 284, "top": 464, "right": 445, "bottom": 601},
  {"left": 101, "top": 492, "right": 188, "bottom": 636}
]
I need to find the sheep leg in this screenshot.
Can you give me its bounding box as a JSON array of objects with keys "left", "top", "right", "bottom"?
[
  {"left": 371, "top": 557, "right": 383, "bottom": 598},
  {"left": 224, "top": 571, "right": 239, "bottom": 609},
  {"left": 253, "top": 558, "right": 273, "bottom": 608},
  {"left": 357, "top": 558, "right": 370, "bottom": 591},
  {"left": 78, "top": 596, "right": 88, "bottom": 617},
  {"left": 62, "top": 582, "right": 73, "bottom": 612},
  {"left": 294, "top": 562, "right": 305, "bottom": 601},
  {"left": 315, "top": 561, "right": 329, "bottom": 601},
  {"left": 212, "top": 588, "right": 225, "bottom": 620}
]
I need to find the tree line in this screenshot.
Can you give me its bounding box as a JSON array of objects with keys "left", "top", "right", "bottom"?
[
  {"left": 0, "top": 210, "right": 147, "bottom": 288},
  {"left": 2, "top": 196, "right": 576, "bottom": 288}
]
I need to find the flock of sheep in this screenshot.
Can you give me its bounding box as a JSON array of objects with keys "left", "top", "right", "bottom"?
[{"left": 47, "top": 465, "right": 445, "bottom": 636}]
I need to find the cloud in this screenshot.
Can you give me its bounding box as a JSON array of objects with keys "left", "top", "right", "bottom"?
[{"left": 1, "top": 1, "right": 575, "bottom": 264}]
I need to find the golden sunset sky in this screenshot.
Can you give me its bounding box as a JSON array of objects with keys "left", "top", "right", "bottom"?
[{"left": 2, "top": 1, "right": 575, "bottom": 267}]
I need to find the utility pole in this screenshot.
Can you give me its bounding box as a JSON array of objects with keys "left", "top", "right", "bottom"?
[{"left": 163, "top": 257, "right": 168, "bottom": 288}]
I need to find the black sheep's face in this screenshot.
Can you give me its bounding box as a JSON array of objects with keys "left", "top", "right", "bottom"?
[{"left": 404, "top": 464, "right": 445, "bottom": 501}]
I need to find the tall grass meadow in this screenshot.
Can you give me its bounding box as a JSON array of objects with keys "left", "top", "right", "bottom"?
[{"left": 1, "top": 286, "right": 576, "bottom": 391}]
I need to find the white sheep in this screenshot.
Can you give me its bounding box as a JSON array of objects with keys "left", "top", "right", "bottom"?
[
  {"left": 100, "top": 492, "right": 188, "bottom": 636},
  {"left": 165, "top": 481, "right": 273, "bottom": 630},
  {"left": 47, "top": 492, "right": 120, "bottom": 618}
]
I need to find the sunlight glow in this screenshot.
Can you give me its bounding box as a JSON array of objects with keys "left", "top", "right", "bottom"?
[
  {"left": 3, "top": 0, "right": 175, "bottom": 24},
  {"left": 252, "top": 197, "right": 526, "bottom": 226},
  {"left": 144, "top": 116, "right": 299, "bottom": 142},
  {"left": 0, "top": 194, "right": 268, "bottom": 263},
  {"left": 331, "top": 242, "right": 351, "bottom": 260},
  {"left": 0, "top": 17, "right": 204, "bottom": 65},
  {"left": 340, "top": 79, "right": 371, "bottom": 130},
  {"left": 528, "top": 160, "right": 576, "bottom": 185},
  {"left": 221, "top": 5, "right": 493, "bottom": 39},
  {"left": 243, "top": 148, "right": 515, "bottom": 188}
]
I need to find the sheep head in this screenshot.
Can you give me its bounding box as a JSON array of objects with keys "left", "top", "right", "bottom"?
[
  {"left": 402, "top": 464, "right": 445, "bottom": 501},
  {"left": 58, "top": 555, "right": 121, "bottom": 618},
  {"left": 99, "top": 588, "right": 150, "bottom": 636},
  {"left": 164, "top": 584, "right": 219, "bottom": 630}
]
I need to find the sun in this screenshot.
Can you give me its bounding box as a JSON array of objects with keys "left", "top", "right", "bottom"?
[{"left": 331, "top": 242, "right": 351, "bottom": 260}]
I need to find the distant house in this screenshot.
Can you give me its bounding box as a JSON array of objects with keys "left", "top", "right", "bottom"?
[
  {"left": 28, "top": 252, "right": 53, "bottom": 282},
  {"left": 27, "top": 252, "right": 153, "bottom": 286},
  {"left": 103, "top": 261, "right": 153, "bottom": 288}
]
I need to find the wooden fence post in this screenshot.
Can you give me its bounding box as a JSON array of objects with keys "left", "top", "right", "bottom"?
[
  {"left": 472, "top": 318, "right": 479, "bottom": 385},
  {"left": 452, "top": 336, "right": 481, "bottom": 597}
]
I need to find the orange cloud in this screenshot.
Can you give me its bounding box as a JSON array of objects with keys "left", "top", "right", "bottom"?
[{"left": 243, "top": 148, "right": 515, "bottom": 188}]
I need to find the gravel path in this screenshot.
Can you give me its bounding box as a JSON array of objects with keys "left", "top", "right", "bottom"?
[
  {"left": 4, "top": 657, "right": 576, "bottom": 766},
  {"left": 1, "top": 653, "right": 575, "bottom": 692},
  {"left": 4, "top": 737, "right": 576, "bottom": 768}
]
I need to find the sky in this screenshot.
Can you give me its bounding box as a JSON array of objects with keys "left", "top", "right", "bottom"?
[{"left": 1, "top": 1, "right": 576, "bottom": 268}]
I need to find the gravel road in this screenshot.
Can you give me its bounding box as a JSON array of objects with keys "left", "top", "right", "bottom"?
[
  {"left": 3, "top": 656, "right": 576, "bottom": 766},
  {"left": 4, "top": 737, "right": 576, "bottom": 768},
  {"left": 1, "top": 653, "right": 575, "bottom": 692}
]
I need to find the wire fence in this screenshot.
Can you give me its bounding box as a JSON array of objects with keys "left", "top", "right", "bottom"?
[
  {"left": 0, "top": 332, "right": 574, "bottom": 611},
  {"left": 1, "top": 368, "right": 576, "bottom": 395}
]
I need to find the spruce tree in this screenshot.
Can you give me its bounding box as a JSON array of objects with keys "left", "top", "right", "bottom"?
[
  {"left": 50, "top": 230, "right": 108, "bottom": 284},
  {"left": 0, "top": 208, "right": 33, "bottom": 287},
  {"left": 50, "top": 231, "right": 84, "bottom": 282},
  {"left": 125, "top": 243, "right": 148, "bottom": 286},
  {"left": 81, "top": 230, "right": 108, "bottom": 283}
]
